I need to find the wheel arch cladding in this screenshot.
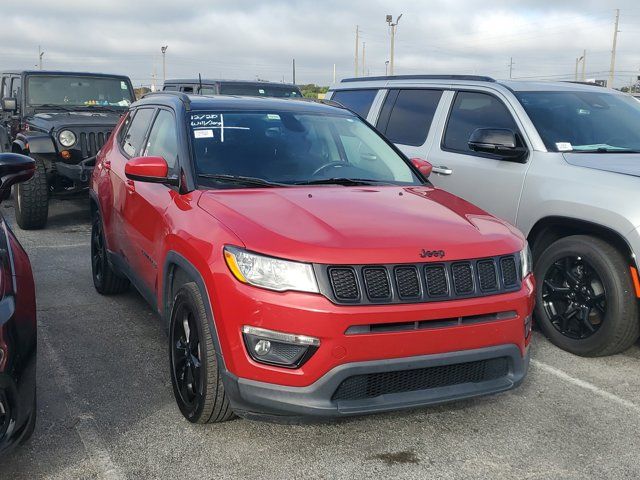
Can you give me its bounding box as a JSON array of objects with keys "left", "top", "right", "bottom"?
[
  {"left": 528, "top": 216, "right": 634, "bottom": 265},
  {"left": 162, "top": 251, "right": 228, "bottom": 371}
]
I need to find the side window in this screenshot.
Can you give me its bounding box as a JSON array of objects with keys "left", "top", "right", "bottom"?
[
  {"left": 10, "top": 77, "right": 20, "bottom": 97},
  {"left": 117, "top": 111, "right": 134, "bottom": 145},
  {"left": 143, "top": 110, "right": 178, "bottom": 169},
  {"left": 181, "top": 86, "right": 194, "bottom": 93},
  {"left": 122, "top": 108, "right": 155, "bottom": 157},
  {"left": 1, "top": 77, "right": 8, "bottom": 98},
  {"left": 443, "top": 91, "right": 519, "bottom": 154},
  {"left": 163, "top": 85, "right": 177, "bottom": 91},
  {"left": 381, "top": 89, "right": 443, "bottom": 146},
  {"left": 331, "top": 89, "right": 378, "bottom": 118}
]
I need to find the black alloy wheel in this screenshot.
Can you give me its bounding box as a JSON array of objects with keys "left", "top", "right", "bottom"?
[
  {"left": 542, "top": 256, "right": 606, "bottom": 340},
  {"left": 91, "top": 212, "right": 129, "bottom": 294},
  {"left": 534, "top": 235, "right": 640, "bottom": 356},
  {"left": 169, "top": 283, "right": 234, "bottom": 423}
]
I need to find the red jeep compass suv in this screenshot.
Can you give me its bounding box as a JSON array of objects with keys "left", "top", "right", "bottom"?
[{"left": 90, "top": 92, "right": 534, "bottom": 423}]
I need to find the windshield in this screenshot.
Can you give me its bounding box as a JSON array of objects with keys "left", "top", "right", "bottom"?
[
  {"left": 26, "top": 75, "right": 134, "bottom": 108},
  {"left": 190, "top": 110, "right": 421, "bottom": 187},
  {"left": 218, "top": 84, "right": 302, "bottom": 98},
  {"left": 515, "top": 91, "right": 640, "bottom": 153}
]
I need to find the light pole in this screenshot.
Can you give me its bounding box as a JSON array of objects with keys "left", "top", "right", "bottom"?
[
  {"left": 385, "top": 60, "right": 389, "bottom": 76},
  {"left": 161, "top": 45, "right": 168, "bottom": 83},
  {"left": 386, "top": 14, "right": 402, "bottom": 76},
  {"left": 38, "top": 46, "right": 44, "bottom": 70}
]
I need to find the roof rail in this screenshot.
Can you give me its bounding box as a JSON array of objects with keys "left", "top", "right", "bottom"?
[
  {"left": 141, "top": 90, "right": 192, "bottom": 106},
  {"left": 341, "top": 74, "right": 496, "bottom": 83},
  {"left": 561, "top": 81, "right": 606, "bottom": 88}
]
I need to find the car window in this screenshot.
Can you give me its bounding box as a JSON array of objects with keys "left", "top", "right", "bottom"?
[
  {"left": 198, "top": 86, "right": 217, "bottom": 95},
  {"left": 382, "top": 89, "right": 443, "bottom": 146},
  {"left": 122, "top": 108, "right": 154, "bottom": 157},
  {"left": 117, "top": 111, "right": 133, "bottom": 144},
  {"left": 10, "top": 77, "right": 19, "bottom": 97},
  {"left": 181, "top": 86, "right": 194, "bottom": 93},
  {"left": 1, "top": 77, "right": 9, "bottom": 98},
  {"left": 443, "top": 91, "right": 519, "bottom": 154},
  {"left": 143, "top": 110, "right": 178, "bottom": 168},
  {"left": 163, "top": 85, "right": 178, "bottom": 91},
  {"left": 331, "top": 89, "right": 378, "bottom": 118}
]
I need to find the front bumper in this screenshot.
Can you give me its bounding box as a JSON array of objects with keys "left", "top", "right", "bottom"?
[
  {"left": 55, "top": 156, "right": 95, "bottom": 183},
  {"left": 223, "top": 344, "right": 529, "bottom": 420}
]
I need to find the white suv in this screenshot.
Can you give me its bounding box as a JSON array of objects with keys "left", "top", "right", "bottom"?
[{"left": 327, "top": 75, "right": 640, "bottom": 356}]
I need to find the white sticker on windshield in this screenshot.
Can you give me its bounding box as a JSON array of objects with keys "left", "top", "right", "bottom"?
[
  {"left": 266, "top": 114, "right": 280, "bottom": 120},
  {"left": 556, "top": 142, "right": 573, "bottom": 152},
  {"left": 194, "top": 129, "right": 214, "bottom": 139},
  {"left": 259, "top": 89, "right": 265, "bottom": 94},
  {"left": 121, "top": 81, "right": 127, "bottom": 90}
]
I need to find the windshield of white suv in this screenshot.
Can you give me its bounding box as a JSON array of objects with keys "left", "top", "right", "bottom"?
[
  {"left": 515, "top": 91, "right": 640, "bottom": 153},
  {"left": 190, "top": 110, "right": 422, "bottom": 187},
  {"left": 26, "top": 75, "right": 134, "bottom": 109}
]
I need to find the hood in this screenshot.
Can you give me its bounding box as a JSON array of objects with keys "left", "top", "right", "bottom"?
[
  {"left": 197, "top": 186, "right": 524, "bottom": 264},
  {"left": 26, "top": 111, "right": 123, "bottom": 132},
  {"left": 563, "top": 152, "right": 640, "bottom": 178}
]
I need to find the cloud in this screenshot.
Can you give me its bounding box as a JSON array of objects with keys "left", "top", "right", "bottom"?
[{"left": 0, "top": 0, "right": 638, "bottom": 87}]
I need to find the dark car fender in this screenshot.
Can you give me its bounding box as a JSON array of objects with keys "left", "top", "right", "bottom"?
[{"left": 14, "top": 132, "right": 57, "bottom": 155}]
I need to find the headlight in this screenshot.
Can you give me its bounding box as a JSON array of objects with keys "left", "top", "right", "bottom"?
[
  {"left": 58, "top": 130, "right": 76, "bottom": 147},
  {"left": 224, "top": 246, "right": 319, "bottom": 293},
  {"left": 520, "top": 241, "right": 532, "bottom": 278}
]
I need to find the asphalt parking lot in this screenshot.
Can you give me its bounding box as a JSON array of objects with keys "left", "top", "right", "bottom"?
[{"left": 0, "top": 196, "right": 639, "bottom": 480}]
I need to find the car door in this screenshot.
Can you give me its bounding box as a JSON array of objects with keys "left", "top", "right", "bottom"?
[
  {"left": 375, "top": 88, "right": 446, "bottom": 160},
  {"left": 425, "top": 89, "right": 531, "bottom": 224},
  {"left": 109, "top": 107, "right": 155, "bottom": 266},
  {"left": 122, "top": 107, "right": 180, "bottom": 299}
]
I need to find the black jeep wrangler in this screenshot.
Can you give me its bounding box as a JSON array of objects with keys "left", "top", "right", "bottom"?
[{"left": 0, "top": 70, "right": 135, "bottom": 229}]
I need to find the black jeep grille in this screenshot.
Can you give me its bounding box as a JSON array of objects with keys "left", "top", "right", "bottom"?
[
  {"left": 332, "top": 357, "right": 510, "bottom": 401},
  {"left": 317, "top": 254, "right": 521, "bottom": 305},
  {"left": 77, "top": 130, "right": 111, "bottom": 158}
]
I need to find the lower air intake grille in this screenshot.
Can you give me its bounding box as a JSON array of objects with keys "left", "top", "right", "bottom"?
[
  {"left": 363, "top": 267, "right": 391, "bottom": 300},
  {"left": 329, "top": 268, "right": 359, "bottom": 300},
  {"left": 332, "top": 357, "right": 510, "bottom": 401},
  {"left": 500, "top": 257, "right": 518, "bottom": 287}
]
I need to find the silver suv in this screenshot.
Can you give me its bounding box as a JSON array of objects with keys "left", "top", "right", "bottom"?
[{"left": 327, "top": 75, "right": 640, "bottom": 356}]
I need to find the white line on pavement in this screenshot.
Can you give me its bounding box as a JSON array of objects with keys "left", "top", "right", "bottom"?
[
  {"left": 531, "top": 359, "right": 640, "bottom": 414},
  {"left": 40, "top": 328, "right": 125, "bottom": 480},
  {"left": 28, "top": 243, "right": 89, "bottom": 249}
]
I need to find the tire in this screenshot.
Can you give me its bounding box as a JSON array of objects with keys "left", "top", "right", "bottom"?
[
  {"left": 91, "top": 211, "right": 129, "bottom": 294},
  {"left": 13, "top": 157, "right": 49, "bottom": 230},
  {"left": 169, "top": 282, "right": 234, "bottom": 423},
  {"left": 534, "top": 235, "right": 640, "bottom": 356}
]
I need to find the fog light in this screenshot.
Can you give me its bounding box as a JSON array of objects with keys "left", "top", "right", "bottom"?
[
  {"left": 254, "top": 339, "right": 271, "bottom": 356},
  {"left": 242, "top": 326, "right": 319, "bottom": 369}
]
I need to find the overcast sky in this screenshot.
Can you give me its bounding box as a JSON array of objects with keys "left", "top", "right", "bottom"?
[{"left": 1, "top": 0, "right": 639, "bottom": 88}]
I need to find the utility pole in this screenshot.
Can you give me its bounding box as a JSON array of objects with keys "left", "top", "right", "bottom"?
[
  {"left": 292, "top": 58, "right": 296, "bottom": 84},
  {"left": 38, "top": 46, "right": 44, "bottom": 70},
  {"left": 387, "top": 14, "right": 402, "bottom": 76},
  {"left": 508, "top": 57, "right": 514, "bottom": 79},
  {"left": 354, "top": 25, "right": 359, "bottom": 77},
  {"left": 608, "top": 9, "right": 620, "bottom": 88},
  {"left": 333, "top": 63, "right": 336, "bottom": 84},
  {"left": 575, "top": 57, "right": 579, "bottom": 81},
  {"left": 161, "top": 45, "right": 168, "bottom": 82},
  {"left": 362, "top": 42, "right": 366, "bottom": 77},
  {"left": 581, "top": 49, "right": 586, "bottom": 81}
]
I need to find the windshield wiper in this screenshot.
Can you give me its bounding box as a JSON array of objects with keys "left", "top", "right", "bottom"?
[
  {"left": 294, "top": 177, "right": 396, "bottom": 186},
  {"left": 197, "top": 174, "right": 289, "bottom": 188},
  {"left": 32, "top": 104, "right": 75, "bottom": 111}
]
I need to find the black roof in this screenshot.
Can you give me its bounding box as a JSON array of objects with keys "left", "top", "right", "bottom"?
[
  {"left": 1, "top": 70, "right": 132, "bottom": 80},
  {"left": 164, "top": 78, "right": 299, "bottom": 88},
  {"left": 341, "top": 74, "right": 496, "bottom": 83},
  {"left": 136, "top": 92, "right": 349, "bottom": 115}
]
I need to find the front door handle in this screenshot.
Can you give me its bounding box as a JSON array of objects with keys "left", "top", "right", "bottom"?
[
  {"left": 126, "top": 179, "right": 135, "bottom": 193},
  {"left": 432, "top": 165, "right": 453, "bottom": 176}
]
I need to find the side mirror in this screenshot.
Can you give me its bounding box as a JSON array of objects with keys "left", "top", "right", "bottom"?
[
  {"left": 125, "top": 156, "right": 177, "bottom": 185},
  {"left": 1, "top": 97, "right": 17, "bottom": 112},
  {"left": 410, "top": 157, "right": 433, "bottom": 177},
  {"left": 0, "top": 153, "right": 35, "bottom": 200},
  {"left": 468, "top": 128, "right": 527, "bottom": 161}
]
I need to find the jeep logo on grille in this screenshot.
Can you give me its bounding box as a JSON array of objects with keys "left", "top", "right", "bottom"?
[{"left": 420, "top": 249, "right": 445, "bottom": 259}]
